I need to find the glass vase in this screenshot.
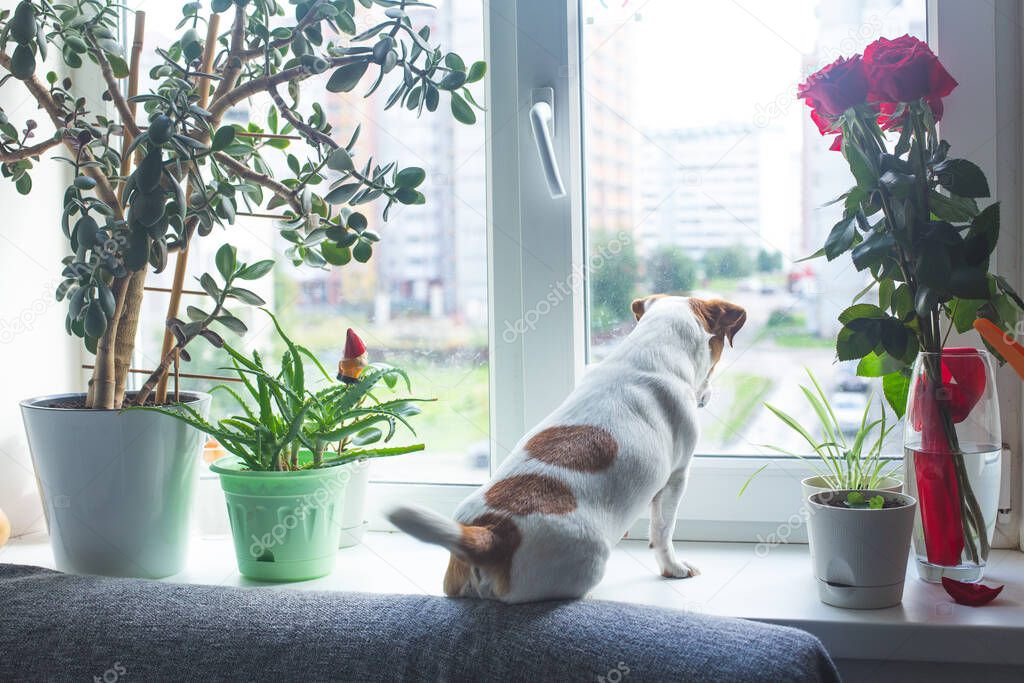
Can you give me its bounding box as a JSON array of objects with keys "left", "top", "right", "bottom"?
[{"left": 903, "top": 348, "right": 1002, "bottom": 583}]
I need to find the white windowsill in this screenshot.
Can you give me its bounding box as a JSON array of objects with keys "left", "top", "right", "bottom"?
[{"left": 3, "top": 532, "right": 1023, "bottom": 666}]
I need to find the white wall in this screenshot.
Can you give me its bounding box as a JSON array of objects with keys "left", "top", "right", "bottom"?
[{"left": 0, "top": 86, "right": 79, "bottom": 538}]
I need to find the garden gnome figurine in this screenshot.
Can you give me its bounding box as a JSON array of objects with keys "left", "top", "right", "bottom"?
[{"left": 338, "top": 329, "right": 368, "bottom": 384}]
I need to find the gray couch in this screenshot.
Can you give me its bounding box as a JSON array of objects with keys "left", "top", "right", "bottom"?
[{"left": 0, "top": 563, "right": 839, "bottom": 682}]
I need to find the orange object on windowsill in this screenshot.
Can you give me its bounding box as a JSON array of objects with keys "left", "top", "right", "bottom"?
[
  {"left": 0, "top": 507, "right": 10, "bottom": 549},
  {"left": 202, "top": 438, "right": 227, "bottom": 464},
  {"left": 973, "top": 318, "right": 1024, "bottom": 381}
]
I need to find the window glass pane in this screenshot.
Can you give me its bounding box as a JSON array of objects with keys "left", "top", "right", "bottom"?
[
  {"left": 130, "top": 2, "right": 489, "bottom": 484},
  {"left": 582, "top": 1, "right": 925, "bottom": 455}
]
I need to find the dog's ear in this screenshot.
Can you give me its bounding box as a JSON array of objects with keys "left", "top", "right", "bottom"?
[
  {"left": 688, "top": 298, "right": 747, "bottom": 346},
  {"left": 630, "top": 294, "right": 665, "bottom": 321}
]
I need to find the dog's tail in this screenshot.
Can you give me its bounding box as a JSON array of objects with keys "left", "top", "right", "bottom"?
[{"left": 387, "top": 504, "right": 465, "bottom": 552}]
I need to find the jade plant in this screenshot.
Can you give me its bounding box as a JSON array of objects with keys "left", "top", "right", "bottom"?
[
  {"left": 0, "top": 0, "right": 483, "bottom": 409},
  {"left": 144, "top": 310, "right": 430, "bottom": 470}
]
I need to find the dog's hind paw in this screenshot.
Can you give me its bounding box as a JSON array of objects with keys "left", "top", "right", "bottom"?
[{"left": 660, "top": 560, "right": 700, "bottom": 579}]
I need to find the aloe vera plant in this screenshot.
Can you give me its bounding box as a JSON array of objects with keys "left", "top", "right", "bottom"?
[
  {"left": 741, "top": 368, "right": 900, "bottom": 494},
  {"left": 142, "top": 310, "right": 430, "bottom": 471}
]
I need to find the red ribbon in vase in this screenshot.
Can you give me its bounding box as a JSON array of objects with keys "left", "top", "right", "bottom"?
[{"left": 910, "top": 348, "right": 986, "bottom": 566}]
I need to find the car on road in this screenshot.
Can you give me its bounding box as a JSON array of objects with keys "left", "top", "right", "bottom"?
[{"left": 831, "top": 391, "right": 869, "bottom": 435}]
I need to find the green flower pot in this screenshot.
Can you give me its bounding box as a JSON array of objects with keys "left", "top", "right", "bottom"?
[{"left": 210, "top": 456, "right": 352, "bottom": 582}]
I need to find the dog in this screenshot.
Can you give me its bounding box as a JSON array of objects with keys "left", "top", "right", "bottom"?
[{"left": 388, "top": 295, "right": 746, "bottom": 603}]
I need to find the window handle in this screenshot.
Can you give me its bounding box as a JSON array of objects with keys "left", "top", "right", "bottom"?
[{"left": 529, "top": 87, "right": 566, "bottom": 198}]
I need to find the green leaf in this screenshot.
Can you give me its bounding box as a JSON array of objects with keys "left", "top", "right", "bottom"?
[
  {"left": 444, "top": 53, "right": 465, "bottom": 71},
  {"left": 951, "top": 297, "right": 984, "bottom": 333},
  {"left": 929, "top": 190, "right": 978, "bottom": 222},
  {"left": 136, "top": 148, "right": 163, "bottom": 193},
  {"left": 237, "top": 260, "right": 275, "bottom": 280},
  {"left": 879, "top": 319, "right": 911, "bottom": 359},
  {"left": 948, "top": 266, "right": 990, "bottom": 300},
  {"left": 327, "top": 147, "right": 354, "bottom": 172},
  {"left": 837, "top": 327, "right": 874, "bottom": 361},
  {"left": 216, "top": 314, "right": 248, "bottom": 335},
  {"left": 215, "top": 243, "right": 237, "bottom": 280},
  {"left": 10, "top": 44, "right": 36, "bottom": 80},
  {"left": 882, "top": 371, "right": 911, "bottom": 418},
  {"left": 856, "top": 351, "right": 905, "bottom": 377},
  {"left": 321, "top": 243, "right": 351, "bottom": 266},
  {"left": 838, "top": 303, "right": 885, "bottom": 324},
  {"left": 326, "top": 61, "right": 369, "bottom": 93},
  {"left": 353, "top": 240, "right": 372, "bottom": 263},
  {"left": 842, "top": 136, "right": 876, "bottom": 189},
  {"left": 851, "top": 232, "right": 895, "bottom": 271},
  {"left": 466, "top": 60, "right": 487, "bottom": 83},
  {"left": 84, "top": 299, "right": 107, "bottom": 338},
  {"left": 869, "top": 495, "right": 885, "bottom": 510},
  {"left": 395, "top": 167, "right": 426, "bottom": 188},
  {"left": 915, "top": 241, "right": 951, "bottom": 289},
  {"left": 933, "top": 158, "right": 990, "bottom": 198},
  {"left": 324, "top": 182, "right": 360, "bottom": 204},
  {"left": 228, "top": 287, "right": 266, "bottom": 306},
  {"left": 450, "top": 92, "right": 476, "bottom": 125},
  {"left": 211, "top": 126, "right": 236, "bottom": 152},
  {"left": 439, "top": 71, "right": 467, "bottom": 90},
  {"left": 964, "top": 203, "right": 999, "bottom": 266},
  {"left": 824, "top": 215, "right": 858, "bottom": 261}
]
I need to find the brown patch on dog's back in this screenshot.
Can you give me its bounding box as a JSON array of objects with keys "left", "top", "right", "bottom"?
[
  {"left": 451, "top": 513, "right": 522, "bottom": 596},
  {"left": 525, "top": 424, "right": 618, "bottom": 472},
  {"left": 485, "top": 473, "right": 577, "bottom": 516}
]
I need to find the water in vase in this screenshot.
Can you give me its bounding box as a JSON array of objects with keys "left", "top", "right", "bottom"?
[{"left": 903, "top": 445, "right": 1001, "bottom": 583}]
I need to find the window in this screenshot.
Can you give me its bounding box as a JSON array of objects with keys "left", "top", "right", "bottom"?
[
  {"left": 483, "top": 0, "right": 1017, "bottom": 542},
  {"left": 118, "top": 1, "right": 1017, "bottom": 542},
  {"left": 129, "top": 1, "right": 490, "bottom": 486}
]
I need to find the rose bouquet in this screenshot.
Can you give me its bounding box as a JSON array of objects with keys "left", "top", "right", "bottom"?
[{"left": 798, "top": 36, "right": 1022, "bottom": 577}]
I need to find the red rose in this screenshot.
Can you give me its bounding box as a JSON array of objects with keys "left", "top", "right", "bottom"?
[
  {"left": 798, "top": 55, "right": 869, "bottom": 122},
  {"left": 864, "top": 35, "right": 957, "bottom": 104}
]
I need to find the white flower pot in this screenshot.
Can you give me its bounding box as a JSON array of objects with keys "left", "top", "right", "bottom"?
[
  {"left": 338, "top": 459, "right": 371, "bottom": 548},
  {"left": 20, "top": 392, "right": 210, "bottom": 578},
  {"left": 807, "top": 489, "right": 917, "bottom": 609}
]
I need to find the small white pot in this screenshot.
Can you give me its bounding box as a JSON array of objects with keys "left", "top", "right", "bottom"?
[
  {"left": 338, "top": 460, "right": 371, "bottom": 548},
  {"left": 807, "top": 489, "right": 917, "bottom": 609},
  {"left": 801, "top": 476, "right": 902, "bottom": 558}
]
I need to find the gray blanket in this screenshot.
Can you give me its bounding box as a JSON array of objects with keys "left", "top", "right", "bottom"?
[{"left": 0, "top": 563, "right": 839, "bottom": 682}]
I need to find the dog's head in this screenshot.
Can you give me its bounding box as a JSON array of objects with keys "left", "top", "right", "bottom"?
[{"left": 630, "top": 295, "right": 746, "bottom": 407}]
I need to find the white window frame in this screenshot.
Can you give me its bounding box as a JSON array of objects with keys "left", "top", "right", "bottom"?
[{"left": 365, "top": 0, "right": 1022, "bottom": 546}]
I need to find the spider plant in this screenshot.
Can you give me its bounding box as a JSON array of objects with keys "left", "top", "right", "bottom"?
[
  {"left": 141, "top": 310, "right": 430, "bottom": 471},
  {"left": 740, "top": 369, "right": 900, "bottom": 494}
]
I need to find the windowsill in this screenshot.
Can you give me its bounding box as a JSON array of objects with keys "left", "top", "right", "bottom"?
[{"left": 3, "top": 532, "right": 1023, "bottom": 666}]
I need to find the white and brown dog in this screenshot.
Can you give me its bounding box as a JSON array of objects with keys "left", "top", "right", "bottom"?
[{"left": 388, "top": 295, "right": 746, "bottom": 603}]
